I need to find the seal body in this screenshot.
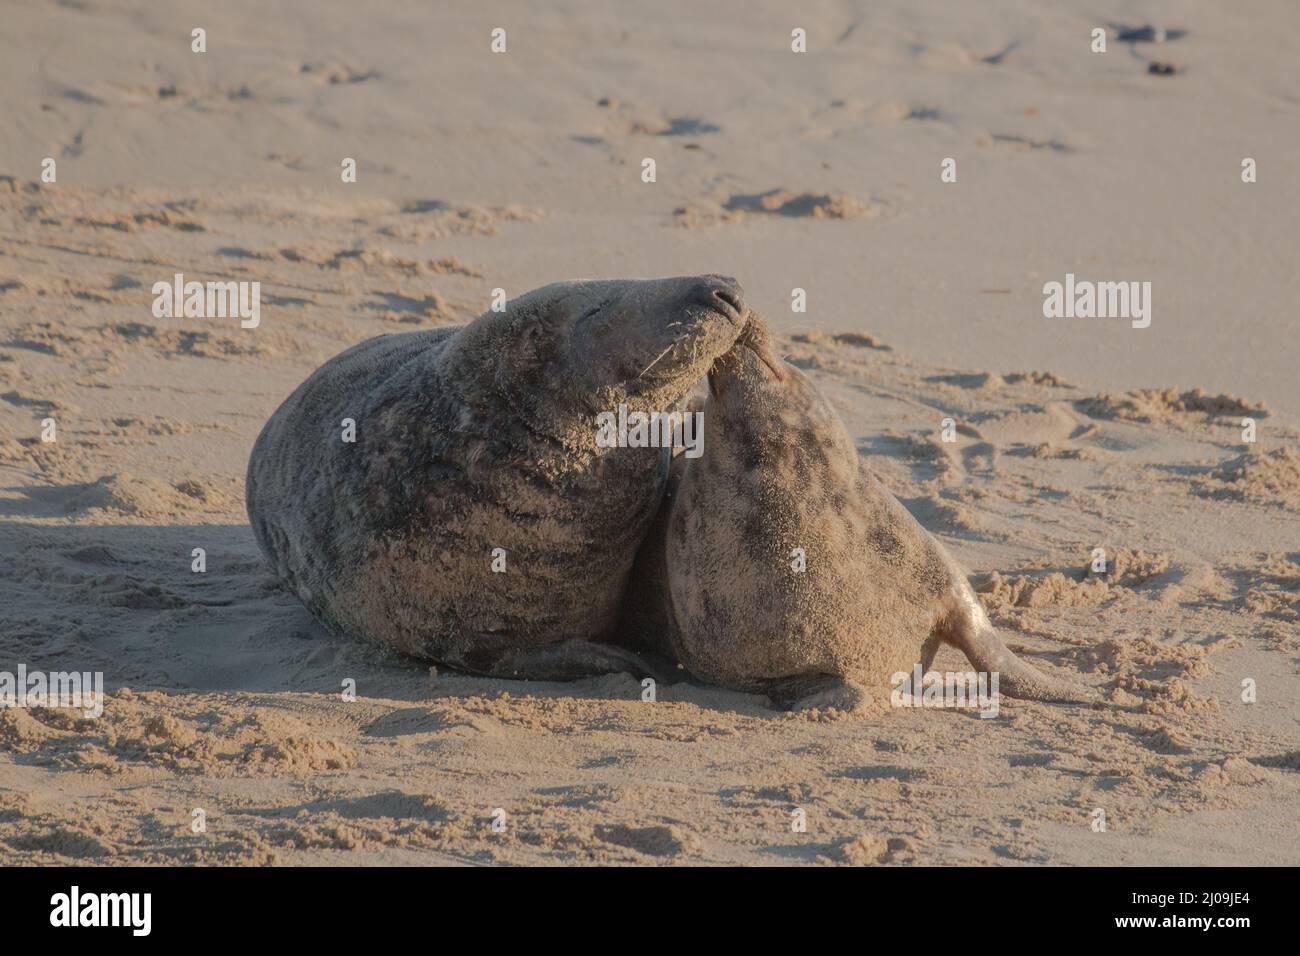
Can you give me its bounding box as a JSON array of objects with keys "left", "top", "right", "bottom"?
[
  {"left": 655, "top": 315, "right": 1094, "bottom": 708},
  {"left": 246, "top": 276, "right": 747, "bottom": 678}
]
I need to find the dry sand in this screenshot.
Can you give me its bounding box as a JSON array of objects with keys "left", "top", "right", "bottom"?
[{"left": 0, "top": 0, "right": 1297, "bottom": 865}]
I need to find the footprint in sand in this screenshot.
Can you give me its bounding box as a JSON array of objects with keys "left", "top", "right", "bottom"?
[
  {"left": 793, "top": 330, "right": 891, "bottom": 351},
  {"left": 674, "top": 189, "right": 876, "bottom": 227},
  {"left": 299, "top": 62, "right": 379, "bottom": 86},
  {"left": 984, "top": 133, "right": 1072, "bottom": 153}
]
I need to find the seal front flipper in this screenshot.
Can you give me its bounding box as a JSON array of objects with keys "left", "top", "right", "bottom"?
[
  {"left": 462, "top": 639, "right": 670, "bottom": 683},
  {"left": 767, "top": 675, "right": 873, "bottom": 713}
]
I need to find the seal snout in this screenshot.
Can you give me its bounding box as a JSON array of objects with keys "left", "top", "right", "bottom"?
[{"left": 690, "top": 274, "right": 747, "bottom": 324}]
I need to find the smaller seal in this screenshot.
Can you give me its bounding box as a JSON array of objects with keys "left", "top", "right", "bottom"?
[{"left": 656, "top": 315, "right": 1095, "bottom": 710}]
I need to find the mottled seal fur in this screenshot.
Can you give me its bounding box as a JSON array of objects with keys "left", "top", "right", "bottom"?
[
  {"left": 645, "top": 315, "right": 1095, "bottom": 710},
  {"left": 246, "top": 276, "right": 748, "bottom": 679}
]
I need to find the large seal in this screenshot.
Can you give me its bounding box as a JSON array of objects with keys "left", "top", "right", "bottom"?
[
  {"left": 647, "top": 315, "right": 1095, "bottom": 710},
  {"left": 246, "top": 275, "right": 748, "bottom": 679}
]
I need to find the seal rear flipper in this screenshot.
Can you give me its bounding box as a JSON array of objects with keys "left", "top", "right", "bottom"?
[{"left": 936, "top": 593, "right": 1098, "bottom": 704}]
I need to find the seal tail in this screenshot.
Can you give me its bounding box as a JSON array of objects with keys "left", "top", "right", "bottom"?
[{"left": 937, "top": 584, "right": 1098, "bottom": 704}]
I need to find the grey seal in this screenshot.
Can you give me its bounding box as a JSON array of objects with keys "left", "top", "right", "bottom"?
[
  {"left": 246, "top": 275, "right": 747, "bottom": 679},
  {"left": 646, "top": 315, "right": 1095, "bottom": 710}
]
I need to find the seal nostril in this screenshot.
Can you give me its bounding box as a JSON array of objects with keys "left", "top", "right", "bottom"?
[
  {"left": 713, "top": 287, "right": 743, "bottom": 315},
  {"left": 690, "top": 275, "right": 746, "bottom": 322}
]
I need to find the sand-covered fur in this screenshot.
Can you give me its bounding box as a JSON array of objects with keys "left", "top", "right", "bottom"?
[
  {"left": 658, "top": 317, "right": 1093, "bottom": 707},
  {"left": 246, "top": 277, "right": 747, "bottom": 677}
]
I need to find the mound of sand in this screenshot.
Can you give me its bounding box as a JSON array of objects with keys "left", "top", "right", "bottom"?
[
  {"left": 978, "top": 549, "right": 1172, "bottom": 610},
  {"left": 1198, "top": 447, "right": 1300, "bottom": 506},
  {"left": 64, "top": 473, "right": 240, "bottom": 518},
  {"left": 1078, "top": 388, "right": 1267, "bottom": 423},
  {"left": 791, "top": 330, "right": 890, "bottom": 350},
  {"left": 674, "top": 190, "right": 874, "bottom": 227}
]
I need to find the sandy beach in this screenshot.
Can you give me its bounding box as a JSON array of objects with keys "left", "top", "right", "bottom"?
[{"left": 1, "top": 0, "right": 1297, "bottom": 865}]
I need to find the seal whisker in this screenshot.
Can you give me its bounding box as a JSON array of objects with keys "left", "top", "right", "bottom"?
[{"left": 638, "top": 343, "right": 676, "bottom": 379}]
